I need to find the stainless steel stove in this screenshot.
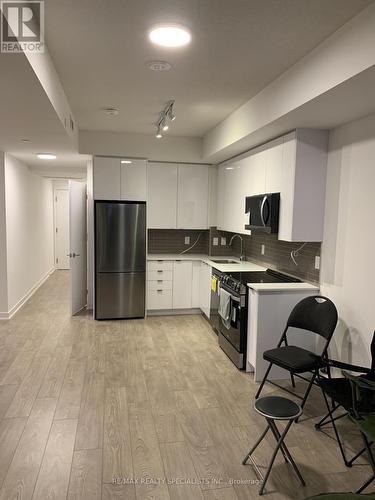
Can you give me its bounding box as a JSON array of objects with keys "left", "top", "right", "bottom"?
[{"left": 211, "top": 268, "right": 300, "bottom": 369}]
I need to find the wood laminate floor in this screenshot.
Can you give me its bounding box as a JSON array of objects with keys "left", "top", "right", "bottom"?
[{"left": 0, "top": 271, "right": 371, "bottom": 499}]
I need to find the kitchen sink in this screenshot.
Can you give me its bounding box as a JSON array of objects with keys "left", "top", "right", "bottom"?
[{"left": 210, "top": 259, "right": 239, "bottom": 264}]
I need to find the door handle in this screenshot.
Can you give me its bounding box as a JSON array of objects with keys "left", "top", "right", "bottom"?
[
  {"left": 72, "top": 253, "right": 80, "bottom": 258},
  {"left": 67, "top": 253, "right": 72, "bottom": 258}
]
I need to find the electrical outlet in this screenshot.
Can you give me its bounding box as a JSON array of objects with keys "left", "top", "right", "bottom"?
[
  {"left": 261, "top": 244, "right": 265, "bottom": 255},
  {"left": 221, "top": 237, "right": 226, "bottom": 246},
  {"left": 315, "top": 255, "right": 320, "bottom": 270},
  {"left": 213, "top": 237, "right": 218, "bottom": 246},
  {"left": 185, "top": 236, "right": 190, "bottom": 245}
]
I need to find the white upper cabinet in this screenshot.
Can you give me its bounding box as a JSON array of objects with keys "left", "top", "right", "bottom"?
[
  {"left": 265, "top": 137, "right": 284, "bottom": 193},
  {"left": 217, "top": 129, "right": 328, "bottom": 242},
  {"left": 147, "top": 163, "right": 178, "bottom": 229},
  {"left": 93, "top": 157, "right": 147, "bottom": 201},
  {"left": 278, "top": 129, "right": 328, "bottom": 242},
  {"left": 120, "top": 159, "right": 147, "bottom": 201},
  {"left": 177, "top": 164, "right": 209, "bottom": 229},
  {"left": 93, "top": 157, "right": 121, "bottom": 200}
]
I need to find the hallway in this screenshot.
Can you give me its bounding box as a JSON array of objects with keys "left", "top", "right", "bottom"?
[{"left": 0, "top": 271, "right": 370, "bottom": 499}]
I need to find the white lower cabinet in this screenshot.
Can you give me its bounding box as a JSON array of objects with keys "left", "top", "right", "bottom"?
[
  {"left": 191, "top": 261, "right": 201, "bottom": 308},
  {"left": 199, "top": 262, "right": 211, "bottom": 318},
  {"left": 146, "top": 259, "right": 211, "bottom": 315},
  {"left": 148, "top": 289, "right": 173, "bottom": 310},
  {"left": 172, "top": 261, "right": 193, "bottom": 309},
  {"left": 147, "top": 260, "right": 173, "bottom": 310}
]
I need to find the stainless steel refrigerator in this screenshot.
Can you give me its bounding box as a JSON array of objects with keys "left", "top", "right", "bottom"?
[{"left": 95, "top": 201, "right": 146, "bottom": 320}]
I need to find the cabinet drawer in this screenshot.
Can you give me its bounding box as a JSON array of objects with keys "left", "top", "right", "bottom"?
[
  {"left": 148, "top": 270, "right": 173, "bottom": 281},
  {"left": 147, "top": 280, "right": 172, "bottom": 291},
  {"left": 147, "top": 289, "right": 173, "bottom": 310},
  {"left": 147, "top": 261, "right": 173, "bottom": 271}
]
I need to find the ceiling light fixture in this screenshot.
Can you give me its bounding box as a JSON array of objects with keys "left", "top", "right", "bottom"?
[
  {"left": 156, "top": 126, "right": 163, "bottom": 139},
  {"left": 104, "top": 107, "right": 119, "bottom": 116},
  {"left": 121, "top": 160, "right": 132, "bottom": 164},
  {"left": 149, "top": 24, "right": 191, "bottom": 48},
  {"left": 155, "top": 100, "right": 175, "bottom": 138},
  {"left": 147, "top": 60, "right": 172, "bottom": 72},
  {"left": 37, "top": 154, "right": 57, "bottom": 160},
  {"left": 21, "top": 138, "right": 31, "bottom": 143}
]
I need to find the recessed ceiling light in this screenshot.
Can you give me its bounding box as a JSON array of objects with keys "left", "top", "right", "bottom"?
[
  {"left": 104, "top": 107, "right": 119, "bottom": 116},
  {"left": 149, "top": 24, "right": 191, "bottom": 48},
  {"left": 37, "top": 154, "right": 57, "bottom": 160},
  {"left": 147, "top": 60, "right": 172, "bottom": 71},
  {"left": 121, "top": 160, "right": 132, "bottom": 164},
  {"left": 21, "top": 138, "right": 31, "bottom": 143}
]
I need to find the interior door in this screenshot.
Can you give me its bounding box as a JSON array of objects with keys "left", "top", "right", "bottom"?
[
  {"left": 69, "top": 180, "right": 87, "bottom": 315},
  {"left": 55, "top": 189, "right": 70, "bottom": 269}
]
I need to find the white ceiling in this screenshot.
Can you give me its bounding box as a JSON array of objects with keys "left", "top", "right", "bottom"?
[
  {"left": 0, "top": 51, "right": 89, "bottom": 176},
  {"left": 44, "top": 0, "right": 372, "bottom": 137}
]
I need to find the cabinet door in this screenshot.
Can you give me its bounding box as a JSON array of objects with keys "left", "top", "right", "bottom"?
[
  {"left": 277, "top": 132, "right": 297, "bottom": 241},
  {"left": 173, "top": 261, "right": 193, "bottom": 309},
  {"left": 191, "top": 261, "right": 201, "bottom": 308},
  {"left": 147, "top": 163, "right": 178, "bottom": 229},
  {"left": 265, "top": 137, "right": 284, "bottom": 193},
  {"left": 216, "top": 166, "right": 225, "bottom": 230},
  {"left": 121, "top": 159, "right": 147, "bottom": 201},
  {"left": 177, "top": 164, "right": 209, "bottom": 229},
  {"left": 199, "top": 262, "right": 211, "bottom": 318},
  {"left": 93, "top": 157, "right": 121, "bottom": 200}
]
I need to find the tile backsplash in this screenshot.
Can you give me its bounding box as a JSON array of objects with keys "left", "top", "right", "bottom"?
[
  {"left": 209, "top": 227, "right": 320, "bottom": 283},
  {"left": 148, "top": 229, "right": 209, "bottom": 254},
  {"left": 148, "top": 228, "right": 320, "bottom": 283}
]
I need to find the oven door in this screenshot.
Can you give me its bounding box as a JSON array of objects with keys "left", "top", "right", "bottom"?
[{"left": 218, "top": 291, "right": 242, "bottom": 352}]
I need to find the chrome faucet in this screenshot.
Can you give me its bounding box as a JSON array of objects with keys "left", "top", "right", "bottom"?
[{"left": 229, "top": 234, "right": 245, "bottom": 261}]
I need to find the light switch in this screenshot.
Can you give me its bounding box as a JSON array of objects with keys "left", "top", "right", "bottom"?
[
  {"left": 185, "top": 236, "right": 190, "bottom": 245},
  {"left": 221, "top": 237, "right": 226, "bottom": 246},
  {"left": 213, "top": 237, "right": 218, "bottom": 246}
]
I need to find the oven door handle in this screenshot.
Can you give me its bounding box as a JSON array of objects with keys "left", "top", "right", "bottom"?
[{"left": 229, "top": 294, "right": 240, "bottom": 303}]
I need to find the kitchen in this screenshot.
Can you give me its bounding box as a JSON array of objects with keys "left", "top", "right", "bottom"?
[{"left": 0, "top": 1, "right": 375, "bottom": 499}]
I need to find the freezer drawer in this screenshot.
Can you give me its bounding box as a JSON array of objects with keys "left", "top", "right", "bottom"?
[{"left": 96, "top": 272, "right": 145, "bottom": 319}]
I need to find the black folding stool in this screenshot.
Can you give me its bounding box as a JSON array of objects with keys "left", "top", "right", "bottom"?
[{"left": 242, "top": 395, "right": 305, "bottom": 495}]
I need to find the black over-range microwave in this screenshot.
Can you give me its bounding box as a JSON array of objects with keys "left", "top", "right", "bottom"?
[{"left": 245, "top": 192, "right": 280, "bottom": 234}]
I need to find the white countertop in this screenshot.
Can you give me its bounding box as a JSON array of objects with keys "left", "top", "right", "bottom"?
[
  {"left": 147, "top": 254, "right": 318, "bottom": 290},
  {"left": 147, "top": 254, "right": 266, "bottom": 272},
  {"left": 247, "top": 282, "right": 319, "bottom": 292}
]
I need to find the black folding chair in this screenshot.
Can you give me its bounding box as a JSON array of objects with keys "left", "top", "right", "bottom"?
[
  {"left": 315, "top": 332, "right": 375, "bottom": 467},
  {"left": 343, "top": 371, "right": 375, "bottom": 494},
  {"left": 255, "top": 296, "right": 338, "bottom": 411}
]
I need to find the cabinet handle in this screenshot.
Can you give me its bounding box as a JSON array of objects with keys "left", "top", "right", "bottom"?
[
  {"left": 157, "top": 289, "right": 163, "bottom": 293},
  {"left": 157, "top": 280, "right": 163, "bottom": 283},
  {"left": 157, "top": 270, "right": 163, "bottom": 273},
  {"left": 157, "top": 260, "right": 163, "bottom": 262}
]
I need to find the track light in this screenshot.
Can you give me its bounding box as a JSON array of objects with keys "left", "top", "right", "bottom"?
[
  {"left": 168, "top": 104, "right": 176, "bottom": 121},
  {"left": 155, "top": 100, "right": 176, "bottom": 137}
]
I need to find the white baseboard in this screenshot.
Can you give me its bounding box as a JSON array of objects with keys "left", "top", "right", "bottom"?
[
  {"left": 0, "top": 267, "right": 55, "bottom": 320},
  {"left": 147, "top": 308, "right": 202, "bottom": 317}
]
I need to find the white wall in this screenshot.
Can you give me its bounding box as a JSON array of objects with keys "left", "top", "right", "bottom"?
[
  {"left": 321, "top": 112, "right": 375, "bottom": 367},
  {"left": 0, "top": 153, "right": 8, "bottom": 316},
  {"left": 4, "top": 154, "right": 54, "bottom": 315},
  {"left": 79, "top": 130, "right": 204, "bottom": 163},
  {"left": 86, "top": 159, "right": 94, "bottom": 309}
]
